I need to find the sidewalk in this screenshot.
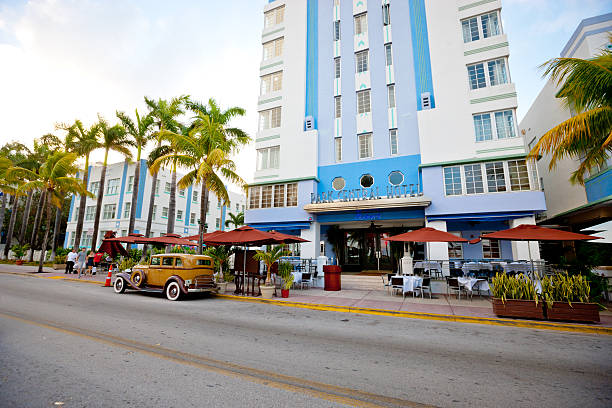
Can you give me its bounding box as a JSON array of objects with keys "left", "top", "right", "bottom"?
[{"left": 0, "top": 263, "right": 107, "bottom": 284}]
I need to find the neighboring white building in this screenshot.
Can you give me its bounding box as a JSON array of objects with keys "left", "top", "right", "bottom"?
[
  {"left": 64, "top": 159, "right": 246, "bottom": 249},
  {"left": 246, "top": 0, "right": 545, "bottom": 269},
  {"left": 519, "top": 13, "right": 612, "bottom": 239}
]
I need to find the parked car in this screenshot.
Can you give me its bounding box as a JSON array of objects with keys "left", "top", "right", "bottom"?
[{"left": 114, "top": 254, "right": 217, "bottom": 301}]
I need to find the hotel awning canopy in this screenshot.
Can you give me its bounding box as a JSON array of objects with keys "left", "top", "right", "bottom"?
[{"left": 304, "top": 196, "right": 431, "bottom": 213}]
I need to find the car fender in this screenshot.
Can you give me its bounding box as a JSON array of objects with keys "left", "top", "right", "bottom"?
[
  {"left": 165, "top": 275, "right": 189, "bottom": 294},
  {"left": 116, "top": 272, "right": 138, "bottom": 290}
]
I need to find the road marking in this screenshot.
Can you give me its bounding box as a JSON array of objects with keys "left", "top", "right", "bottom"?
[
  {"left": 0, "top": 311, "right": 434, "bottom": 408},
  {"left": 215, "top": 294, "right": 612, "bottom": 336}
]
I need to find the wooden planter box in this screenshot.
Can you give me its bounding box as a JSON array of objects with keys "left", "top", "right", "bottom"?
[
  {"left": 492, "top": 298, "right": 545, "bottom": 320},
  {"left": 546, "top": 302, "right": 600, "bottom": 323}
]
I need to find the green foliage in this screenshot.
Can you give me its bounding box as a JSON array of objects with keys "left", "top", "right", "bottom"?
[
  {"left": 10, "top": 243, "right": 29, "bottom": 259},
  {"left": 118, "top": 257, "right": 138, "bottom": 272},
  {"left": 254, "top": 245, "right": 289, "bottom": 286},
  {"left": 54, "top": 254, "right": 67, "bottom": 263},
  {"left": 170, "top": 246, "right": 195, "bottom": 254},
  {"left": 541, "top": 272, "right": 591, "bottom": 309},
  {"left": 204, "top": 245, "right": 232, "bottom": 282},
  {"left": 55, "top": 247, "right": 70, "bottom": 257},
  {"left": 491, "top": 273, "right": 539, "bottom": 304},
  {"left": 278, "top": 261, "right": 294, "bottom": 290},
  {"left": 128, "top": 248, "right": 142, "bottom": 262}
]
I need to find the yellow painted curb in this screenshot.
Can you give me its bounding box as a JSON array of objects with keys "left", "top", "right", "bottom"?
[{"left": 214, "top": 293, "right": 612, "bottom": 335}]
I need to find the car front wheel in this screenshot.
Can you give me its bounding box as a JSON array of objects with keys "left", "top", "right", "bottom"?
[
  {"left": 114, "top": 277, "right": 126, "bottom": 294},
  {"left": 166, "top": 281, "right": 182, "bottom": 301}
]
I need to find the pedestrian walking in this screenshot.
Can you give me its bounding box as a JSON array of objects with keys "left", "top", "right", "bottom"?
[
  {"left": 76, "top": 248, "right": 87, "bottom": 278},
  {"left": 86, "top": 251, "right": 95, "bottom": 278},
  {"left": 65, "top": 248, "right": 78, "bottom": 274},
  {"left": 93, "top": 251, "right": 103, "bottom": 275}
]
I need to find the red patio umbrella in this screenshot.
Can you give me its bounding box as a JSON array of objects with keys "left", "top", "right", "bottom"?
[
  {"left": 185, "top": 230, "right": 226, "bottom": 243},
  {"left": 134, "top": 233, "right": 197, "bottom": 247},
  {"left": 385, "top": 227, "right": 468, "bottom": 243},
  {"left": 267, "top": 230, "right": 310, "bottom": 244},
  {"left": 97, "top": 231, "right": 129, "bottom": 258},
  {"left": 105, "top": 233, "right": 144, "bottom": 244}
]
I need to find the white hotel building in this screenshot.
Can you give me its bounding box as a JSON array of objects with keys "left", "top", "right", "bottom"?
[
  {"left": 246, "top": 0, "right": 545, "bottom": 270},
  {"left": 64, "top": 160, "right": 246, "bottom": 249}
]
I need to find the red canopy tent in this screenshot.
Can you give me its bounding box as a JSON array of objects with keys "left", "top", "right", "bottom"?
[
  {"left": 385, "top": 227, "right": 468, "bottom": 243},
  {"left": 185, "top": 230, "right": 227, "bottom": 246},
  {"left": 97, "top": 231, "right": 129, "bottom": 258},
  {"left": 105, "top": 233, "right": 144, "bottom": 244}
]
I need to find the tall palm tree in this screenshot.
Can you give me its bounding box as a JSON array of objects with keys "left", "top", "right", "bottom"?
[
  {"left": 0, "top": 156, "right": 15, "bottom": 258},
  {"left": 9, "top": 152, "right": 91, "bottom": 272},
  {"left": 224, "top": 211, "right": 244, "bottom": 230},
  {"left": 90, "top": 118, "right": 134, "bottom": 251},
  {"left": 117, "top": 109, "right": 154, "bottom": 235},
  {"left": 142, "top": 95, "right": 187, "bottom": 257},
  {"left": 527, "top": 46, "right": 612, "bottom": 183},
  {"left": 61, "top": 120, "right": 101, "bottom": 248}
]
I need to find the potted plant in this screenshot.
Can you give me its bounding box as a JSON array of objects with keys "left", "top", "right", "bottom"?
[
  {"left": 541, "top": 272, "right": 600, "bottom": 323},
  {"left": 204, "top": 246, "right": 232, "bottom": 293},
  {"left": 491, "top": 273, "right": 544, "bottom": 319},
  {"left": 53, "top": 254, "right": 67, "bottom": 270},
  {"left": 278, "top": 261, "right": 294, "bottom": 298},
  {"left": 11, "top": 244, "right": 29, "bottom": 265},
  {"left": 253, "top": 245, "right": 288, "bottom": 299}
]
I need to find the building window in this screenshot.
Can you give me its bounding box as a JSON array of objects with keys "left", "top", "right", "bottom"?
[
  {"left": 72, "top": 207, "right": 79, "bottom": 222},
  {"left": 508, "top": 160, "right": 530, "bottom": 191},
  {"left": 103, "top": 204, "right": 116, "bottom": 220},
  {"left": 126, "top": 176, "right": 134, "bottom": 193},
  {"left": 178, "top": 188, "right": 185, "bottom": 197},
  {"left": 249, "top": 186, "right": 261, "bottom": 209},
  {"left": 335, "top": 96, "right": 342, "bottom": 118},
  {"left": 473, "top": 113, "right": 493, "bottom": 141},
  {"left": 488, "top": 59, "right": 508, "bottom": 86},
  {"left": 382, "top": 3, "right": 390, "bottom": 25},
  {"left": 355, "top": 50, "right": 368, "bottom": 73},
  {"left": 384, "top": 44, "right": 393, "bottom": 66},
  {"left": 387, "top": 84, "right": 396, "bottom": 108},
  {"left": 332, "top": 177, "right": 346, "bottom": 191},
  {"left": 264, "top": 5, "right": 284, "bottom": 28},
  {"left": 261, "top": 185, "right": 273, "bottom": 208},
  {"left": 494, "top": 110, "right": 516, "bottom": 139},
  {"left": 155, "top": 181, "right": 160, "bottom": 195},
  {"left": 360, "top": 174, "right": 374, "bottom": 188},
  {"left": 286, "top": 183, "right": 298, "bottom": 206},
  {"left": 123, "top": 202, "right": 131, "bottom": 218},
  {"left": 467, "top": 63, "right": 486, "bottom": 90},
  {"left": 482, "top": 234, "right": 501, "bottom": 259},
  {"left": 152, "top": 205, "right": 157, "bottom": 220},
  {"left": 259, "top": 107, "right": 281, "bottom": 130},
  {"left": 354, "top": 13, "right": 367, "bottom": 35},
  {"left": 162, "top": 207, "right": 169, "bottom": 218},
  {"left": 389, "top": 129, "right": 398, "bottom": 155},
  {"left": 256, "top": 145, "right": 280, "bottom": 170},
  {"left": 177, "top": 210, "right": 183, "bottom": 221},
  {"left": 461, "top": 11, "right": 500, "bottom": 43},
  {"left": 165, "top": 182, "right": 171, "bottom": 194},
  {"left": 262, "top": 37, "right": 284, "bottom": 61},
  {"left": 356, "top": 89, "right": 371, "bottom": 114},
  {"left": 448, "top": 232, "right": 463, "bottom": 258},
  {"left": 444, "top": 167, "right": 462, "bottom": 196},
  {"left": 334, "top": 58, "right": 341, "bottom": 79},
  {"left": 485, "top": 162, "right": 506, "bottom": 192},
  {"left": 467, "top": 58, "right": 508, "bottom": 90},
  {"left": 69, "top": 231, "right": 75, "bottom": 247},
  {"left": 464, "top": 164, "right": 484, "bottom": 194},
  {"left": 217, "top": 200, "right": 221, "bottom": 209},
  {"left": 85, "top": 205, "right": 96, "bottom": 221},
  {"left": 215, "top": 218, "right": 220, "bottom": 229},
  {"left": 273, "top": 184, "right": 285, "bottom": 207},
  {"left": 193, "top": 190, "right": 198, "bottom": 203},
  {"left": 90, "top": 181, "right": 99, "bottom": 196},
  {"left": 335, "top": 137, "right": 342, "bottom": 162},
  {"left": 106, "top": 178, "right": 120, "bottom": 195},
  {"left": 334, "top": 20, "right": 341, "bottom": 41},
  {"left": 358, "top": 133, "right": 373, "bottom": 159},
  {"left": 388, "top": 171, "right": 403, "bottom": 186},
  {"left": 260, "top": 71, "right": 283, "bottom": 95}
]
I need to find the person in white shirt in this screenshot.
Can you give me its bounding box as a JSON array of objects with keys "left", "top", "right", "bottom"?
[{"left": 65, "top": 248, "right": 78, "bottom": 274}]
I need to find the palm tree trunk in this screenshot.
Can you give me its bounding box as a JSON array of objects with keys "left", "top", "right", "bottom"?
[
  {"left": 198, "top": 183, "right": 209, "bottom": 255},
  {"left": 128, "top": 159, "right": 140, "bottom": 235},
  {"left": 3, "top": 195, "right": 19, "bottom": 259},
  {"left": 74, "top": 156, "right": 90, "bottom": 249},
  {"left": 91, "top": 160, "right": 108, "bottom": 251},
  {"left": 0, "top": 193, "right": 7, "bottom": 245},
  {"left": 38, "top": 191, "right": 53, "bottom": 273},
  {"left": 50, "top": 206, "right": 61, "bottom": 262},
  {"left": 18, "top": 190, "right": 33, "bottom": 245},
  {"left": 28, "top": 192, "right": 46, "bottom": 262},
  {"left": 142, "top": 172, "right": 158, "bottom": 260}
]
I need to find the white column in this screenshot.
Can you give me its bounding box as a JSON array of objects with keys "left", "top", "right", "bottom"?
[
  {"left": 510, "top": 216, "right": 541, "bottom": 261},
  {"left": 425, "top": 219, "right": 450, "bottom": 276},
  {"left": 300, "top": 222, "right": 320, "bottom": 260}
]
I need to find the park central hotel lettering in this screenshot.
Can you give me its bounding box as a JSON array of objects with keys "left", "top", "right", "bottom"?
[{"left": 311, "top": 184, "right": 420, "bottom": 204}]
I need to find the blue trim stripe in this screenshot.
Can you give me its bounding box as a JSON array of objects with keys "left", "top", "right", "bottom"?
[
  {"left": 185, "top": 185, "right": 192, "bottom": 226},
  {"left": 304, "top": 0, "right": 318, "bottom": 129},
  {"left": 135, "top": 159, "right": 147, "bottom": 219},
  {"left": 116, "top": 161, "right": 129, "bottom": 219},
  {"left": 409, "top": 0, "right": 435, "bottom": 110},
  {"left": 221, "top": 203, "right": 227, "bottom": 231}
]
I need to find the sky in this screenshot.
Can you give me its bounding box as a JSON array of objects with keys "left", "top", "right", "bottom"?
[{"left": 0, "top": 0, "right": 611, "bottom": 192}]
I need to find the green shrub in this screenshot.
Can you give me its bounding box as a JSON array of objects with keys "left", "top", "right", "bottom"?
[
  {"left": 10, "top": 244, "right": 29, "bottom": 259},
  {"left": 491, "top": 273, "right": 538, "bottom": 304},
  {"left": 541, "top": 272, "right": 590, "bottom": 308},
  {"left": 278, "top": 261, "right": 294, "bottom": 290}
]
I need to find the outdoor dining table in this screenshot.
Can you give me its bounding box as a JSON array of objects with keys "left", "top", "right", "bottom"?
[
  {"left": 291, "top": 271, "right": 302, "bottom": 285},
  {"left": 413, "top": 261, "right": 442, "bottom": 273},
  {"left": 457, "top": 277, "right": 490, "bottom": 294},
  {"left": 401, "top": 275, "right": 423, "bottom": 296}
]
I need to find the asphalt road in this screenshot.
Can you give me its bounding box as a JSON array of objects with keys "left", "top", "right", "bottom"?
[{"left": 0, "top": 274, "right": 611, "bottom": 408}]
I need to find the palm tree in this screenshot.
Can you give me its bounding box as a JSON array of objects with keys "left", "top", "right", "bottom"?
[
  {"left": 0, "top": 156, "right": 15, "bottom": 258},
  {"left": 253, "top": 245, "right": 288, "bottom": 286},
  {"left": 142, "top": 96, "right": 187, "bottom": 257},
  {"left": 90, "top": 118, "right": 134, "bottom": 251},
  {"left": 117, "top": 109, "right": 154, "bottom": 235},
  {"left": 527, "top": 45, "right": 612, "bottom": 184},
  {"left": 9, "top": 152, "right": 91, "bottom": 272},
  {"left": 61, "top": 120, "right": 101, "bottom": 248},
  {"left": 224, "top": 211, "right": 244, "bottom": 230}
]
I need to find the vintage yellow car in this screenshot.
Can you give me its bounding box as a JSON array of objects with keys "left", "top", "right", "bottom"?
[{"left": 113, "top": 254, "right": 217, "bottom": 301}]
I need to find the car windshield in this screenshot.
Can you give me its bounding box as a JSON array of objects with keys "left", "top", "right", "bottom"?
[
  {"left": 162, "top": 257, "right": 174, "bottom": 266},
  {"left": 151, "top": 257, "right": 161, "bottom": 266}
]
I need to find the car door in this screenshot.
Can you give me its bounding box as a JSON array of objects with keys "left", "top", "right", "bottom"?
[
  {"left": 159, "top": 256, "right": 176, "bottom": 285},
  {"left": 147, "top": 256, "right": 163, "bottom": 287}
]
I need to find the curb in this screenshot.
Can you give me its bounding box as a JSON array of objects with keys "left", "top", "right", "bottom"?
[{"left": 214, "top": 293, "right": 612, "bottom": 335}]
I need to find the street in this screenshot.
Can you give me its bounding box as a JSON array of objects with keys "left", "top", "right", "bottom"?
[{"left": 1, "top": 274, "right": 611, "bottom": 408}]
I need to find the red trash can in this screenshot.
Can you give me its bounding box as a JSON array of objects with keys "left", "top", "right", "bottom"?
[{"left": 323, "top": 265, "right": 342, "bottom": 291}]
